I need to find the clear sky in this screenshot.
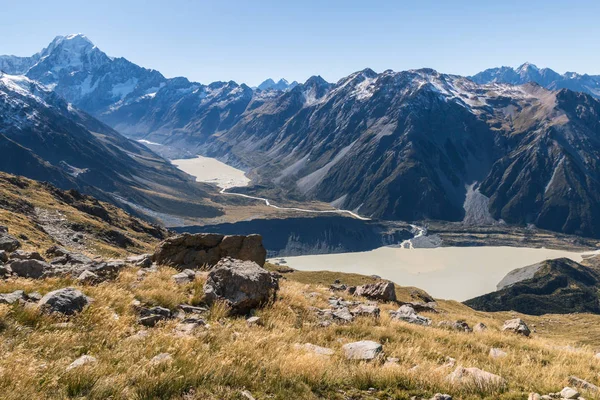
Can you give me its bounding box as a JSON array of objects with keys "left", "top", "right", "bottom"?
[{"left": 1, "top": 0, "right": 599, "bottom": 86}]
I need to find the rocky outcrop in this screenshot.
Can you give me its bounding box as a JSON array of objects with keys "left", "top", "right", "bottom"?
[
  {"left": 354, "top": 281, "right": 396, "bottom": 302},
  {"left": 38, "top": 287, "right": 90, "bottom": 315},
  {"left": 153, "top": 233, "right": 266, "bottom": 269},
  {"left": 203, "top": 258, "right": 278, "bottom": 314}
]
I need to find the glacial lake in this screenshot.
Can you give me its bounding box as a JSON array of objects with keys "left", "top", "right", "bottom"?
[
  {"left": 273, "top": 246, "right": 588, "bottom": 301},
  {"left": 172, "top": 154, "right": 592, "bottom": 301}
]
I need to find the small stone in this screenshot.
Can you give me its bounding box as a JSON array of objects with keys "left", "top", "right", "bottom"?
[
  {"left": 246, "top": 316, "right": 262, "bottom": 326},
  {"left": 350, "top": 304, "right": 380, "bottom": 318},
  {"left": 560, "top": 387, "right": 580, "bottom": 399},
  {"left": 342, "top": 340, "right": 382, "bottom": 361},
  {"left": 447, "top": 366, "right": 506, "bottom": 389},
  {"left": 527, "top": 394, "right": 541, "bottom": 400},
  {"left": 489, "top": 348, "right": 507, "bottom": 359},
  {"left": 240, "top": 390, "right": 256, "bottom": 400},
  {"left": 149, "top": 353, "right": 173, "bottom": 366},
  {"left": 473, "top": 322, "right": 487, "bottom": 332},
  {"left": 66, "top": 355, "right": 97, "bottom": 371},
  {"left": 390, "top": 305, "right": 431, "bottom": 326},
  {"left": 179, "top": 304, "right": 208, "bottom": 314},
  {"left": 76, "top": 270, "right": 99, "bottom": 284},
  {"left": 172, "top": 269, "right": 197, "bottom": 284},
  {"left": 332, "top": 307, "right": 354, "bottom": 323},
  {"left": 431, "top": 394, "right": 452, "bottom": 400},
  {"left": 295, "top": 343, "right": 334, "bottom": 356}
]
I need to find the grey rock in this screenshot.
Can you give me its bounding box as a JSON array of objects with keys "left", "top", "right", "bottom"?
[
  {"left": 9, "top": 250, "right": 44, "bottom": 261},
  {"left": 354, "top": 281, "right": 396, "bottom": 302},
  {"left": 438, "top": 320, "right": 472, "bottom": 332},
  {"left": 0, "top": 264, "right": 12, "bottom": 277},
  {"left": 447, "top": 366, "right": 506, "bottom": 389},
  {"left": 153, "top": 233, "right": 267, "bottom": 269},
  {"left": 473, "top": 322, "right": 487, "bottom": 332},
  {"left": 203, "top": 258, "right": 278, "bottom": 314},
  {"left": 149, "top": 353, "right": 172, "bottom": 365},
  {"left": 350, "top": 304, "right": 380, "bottom": 317},
  {"left": 0, "top": 250, "right": 7, "bottom": 263},
  {"left": 332, "top": 307, "right": 354, "bottom": 323},
  {"left": 502, "top": 318, "right": 531, "bottom": 337},
  {"left": 294, "top": 343, "right": 334, "bottom": 356},
  {"left": 172, "top": 269, "right": 197, "bottom": 284},
  {"left": 39, "top": 288, "right": 90, "bottom": 315},
  {"left": 127, "top": 253, "right": 152, "bottom": 268},
  {"left": 10, "top": 259, "right": 52, "bottom": 278},
  {"left": 489, "top": 348, "right": 507, "bottom": 359},
  {"left": 76, "top": 270, "right": 99, "bottom": 284},
  {"left": 342, "top": 340, "right": 382, "bottom": 361},
  {"left": 179, "top": 304, "right": 208, "bottom": 314},
  {"left": 560, "top": 387, "right": 580, "bottom": 399},
  {"left": 0, "top": 231, "right": 20, "bottom": 252},
  {"left": 66, "top": 355, "right": 97, "bottom": 371},
  {"left": 246, "top": 316, "right": 262, "bottom": 326},
  {"left": 390, "top": 305, "right": 431, "bottom": 326},
  {"left": 0, "top": 290, "right": 26, "bottom": 304},
  {"left": 431, "top": 395, "right": 452, "bottom": 400},
  {"left": 568, "top": 376, "right": 599, "bottom": 392}
]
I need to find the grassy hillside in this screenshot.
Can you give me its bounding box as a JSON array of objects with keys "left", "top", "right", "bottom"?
[{"left": 1, "top": 264, "right": 600, "bottom": 399}]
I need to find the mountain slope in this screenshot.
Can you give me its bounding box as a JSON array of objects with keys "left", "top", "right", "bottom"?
[
  {"left": 471, "top": 62, "right": 600, "bottom": 98},
  {"left": 0, "top": 73, "right": 223, "bottom": 224},
  {"left": 464, "top": 257, "right": 600, "bottom": 315}
]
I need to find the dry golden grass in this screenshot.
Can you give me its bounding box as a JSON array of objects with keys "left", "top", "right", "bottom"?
[{"left": 0, "top": 266, "right": 600, "bottom": 399}]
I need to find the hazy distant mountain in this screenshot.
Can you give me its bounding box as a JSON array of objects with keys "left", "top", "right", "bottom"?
[
  {"left": 471, "top": 62, "right": 600, "bottom": 98},
  {"left": 257, "top": 78, "right": 299, "bottom": 91},
  {"left": 0, "top": 72, "right": 222, "bottom": 223}
]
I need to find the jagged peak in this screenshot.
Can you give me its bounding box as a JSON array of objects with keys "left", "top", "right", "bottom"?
[{"left": 516, "top": 62, "right": 539, "bottom": 73}]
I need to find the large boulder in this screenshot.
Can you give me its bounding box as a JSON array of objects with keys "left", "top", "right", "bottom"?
[
  {"left": 10, "top": 259, "right": 53, "bottom": 279},
  {"left": 502, "top": 318, "right": 531, "bottom": 337},
  {"left": 354, "top": 281, "right": 396, "bottom": 302},
  {"left": 203, "top": 258, "right": 278, "bottom": 314},
  {"left": 10, "top": 250, "right": 44, "bottom": 261},
  {"left": 38, "top": 287, "right": 90, "bottom": 315},
  {"left": 153, "top": 233, "right": 266, "bottom": 269}
]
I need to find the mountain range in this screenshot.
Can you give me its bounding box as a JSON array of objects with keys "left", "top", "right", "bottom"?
[{"left": 3, "top": 35, "right": 600, "bottom": 237}]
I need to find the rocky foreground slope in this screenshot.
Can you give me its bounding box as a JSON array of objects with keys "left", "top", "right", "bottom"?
[{"left": 0, "top": 217, "right": 600, "bottom": 399}]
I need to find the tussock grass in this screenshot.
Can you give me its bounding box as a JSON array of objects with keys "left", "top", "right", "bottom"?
[{"left": 0, "top": 267, "right": 600, "bottom": 399}]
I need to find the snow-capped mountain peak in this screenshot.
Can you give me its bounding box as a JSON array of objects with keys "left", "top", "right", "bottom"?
[{"left": 516, "top": 62, "right": 539, "bottom": 73}]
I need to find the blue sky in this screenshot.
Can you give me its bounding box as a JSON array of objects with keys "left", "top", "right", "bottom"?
[{"left": 1, "top": 0, "right": 599, "bottom": 86}]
